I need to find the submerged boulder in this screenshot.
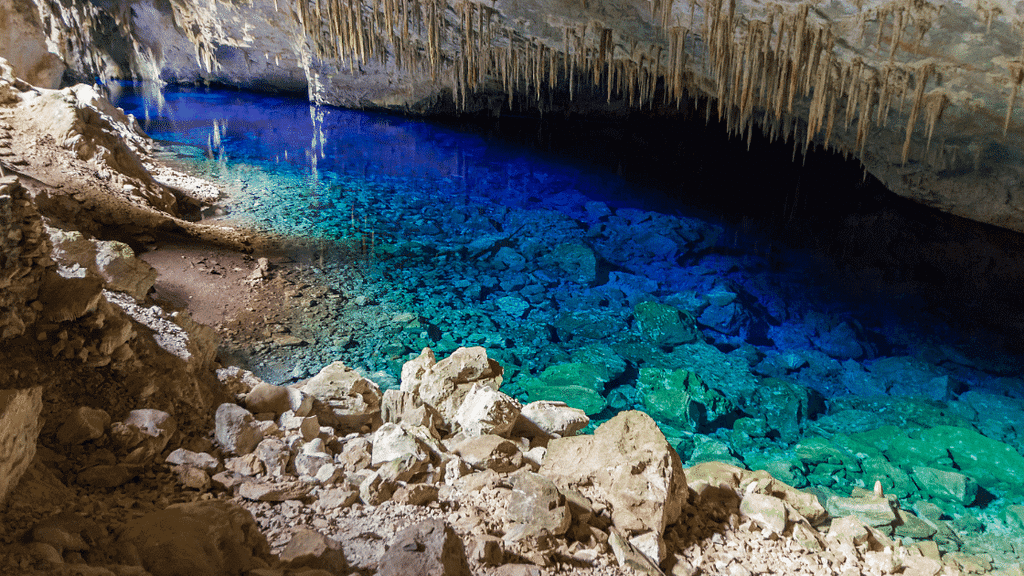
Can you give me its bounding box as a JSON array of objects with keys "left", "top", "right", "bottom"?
[
  {"left": 633, "top": 301, "right": 700, "bottom": 347},
  {"left": 636, "top": 368, "right": 737, "bottom": 433}
]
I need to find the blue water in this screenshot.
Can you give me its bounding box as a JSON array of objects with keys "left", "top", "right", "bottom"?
[{"left": 111, "top": 84, "right": 1024, "bottom": 557}]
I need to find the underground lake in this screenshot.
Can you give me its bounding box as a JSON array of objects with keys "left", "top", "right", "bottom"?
[{"left": 110, "top": 82, "right": 1024, "bottom": 564}]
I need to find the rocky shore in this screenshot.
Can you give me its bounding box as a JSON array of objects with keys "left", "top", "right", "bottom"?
[{"left": 0, "top": 62, "right": 1021, "bottom": 576}]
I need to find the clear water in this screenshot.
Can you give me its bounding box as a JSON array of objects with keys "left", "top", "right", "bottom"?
[{"left": 111, "top": 83, "right": 1024, "bottom": 559}]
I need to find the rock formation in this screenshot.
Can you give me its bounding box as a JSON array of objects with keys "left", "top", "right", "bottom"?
[{"left": 5, "top": 0, "right": 1024, "bottom": 232}]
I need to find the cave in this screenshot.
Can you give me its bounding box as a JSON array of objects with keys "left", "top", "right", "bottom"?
[{"left": 2, "top": 0, "right": 1024, "bottom": 574}]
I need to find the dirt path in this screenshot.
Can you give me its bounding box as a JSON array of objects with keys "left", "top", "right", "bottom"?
[{"left": 139, "top": 238, "right": 257, "bottom": 327}]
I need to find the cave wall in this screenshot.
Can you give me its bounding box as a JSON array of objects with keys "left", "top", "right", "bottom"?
[{"left": 4, "top": 0, "right": 1024, "bottom": 233}]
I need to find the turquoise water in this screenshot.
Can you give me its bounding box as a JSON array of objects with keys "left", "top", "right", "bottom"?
[{"left": 113, "top": 84, "right": 1024, "bottom": 562}]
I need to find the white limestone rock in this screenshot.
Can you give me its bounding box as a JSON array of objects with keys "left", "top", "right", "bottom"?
[
  {"left": 299, "top": 362, "right": 382, "bottom": 433},
  {"left": 215, "top": 403, "right": 263, "bottom": 456},
  {"left": 739, "top": 492, "right": 789, "bottom": 536},
  {"left": 370, "top": 422, "right": 432, "bottom": 468},
  {"left": 517, "top": 401, "right": 589, "bottom": 438},
  {"left": 540, "top": 411, "right": 686, "bottom": 539},
  {"left": 216, "top": 366, "right": 267, "bottom": 395},
  {"left": 454, "top": 382, "right": 521, "bottom": 437},
  {"left": 454, "top": 434, "right": 522, "bottom": 473},
  {"left": 381, "top": 388, "right": 442, "bottom": 438},
  {"left": 111, "top": 409, "right": 177, "bottom": 465},
  {"left": 46, "top": 225, "right": 158, "bottom": 300},
  {"left": 400, "top": 347, "right": 503, "bottom": 428},
  {"left": 254, "top": 437, "right": 290, "bottom": 476}
]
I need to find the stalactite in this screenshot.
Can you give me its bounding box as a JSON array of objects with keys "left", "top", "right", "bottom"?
[
  {"left": 786, "top": 4, "right": 809, "bottom": 114},
  {"left": 855, "top": 71, "right": 879, "bottom": 155},
  {"left": 843, "top": 58, "right": 864, "bottom": 130},
  {"left": 888, "top": 8, "right": 905, "bottom": 60},
  {"left": 901, "top": 63, "right": 934, "bottom": 164},
  {"left": 924, "top": 89, "right": 949, "bottom": 152},
  {"left": 1004, "top": 62, "right": 1024, "bottom": 135}
]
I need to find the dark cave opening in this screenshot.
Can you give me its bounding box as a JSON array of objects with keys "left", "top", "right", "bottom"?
[{"left": 426, "top": 105, "right": 1024, "bottom": 355}]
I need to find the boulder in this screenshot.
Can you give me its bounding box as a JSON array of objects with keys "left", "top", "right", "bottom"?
[
  {"left": 546, "top": 241, "right": 597, "bottom": 284},
  {"left": 746, "top": 377, "right": 813, "bottom": 442},
  {"left": 377, "top": 519, "right": 470, "bottom": 576},
  {"left": 338, "top": 437, "right": 373, "bottom": 474},
  {"left": 359, "top": 470, "right": 397, "bottom": 505},
  {"left": 254, "top": 438, "right": 290, "bottom": 476},
  {"left": 279, "top": 411, "right": 320, "bottom": 441},
  {"left": 400, "top": 347, "right": 503, "bottom": 426},
  {"left": 912, "top": 466, "right": 978, "bottom": 506},
  {"left": 519, "top": 378, "right": 607, "bottom": 417},
  {"left": 739, "top": 493, "right": 788, "bottom": 536},
  {"left": 371, "top": 423, "right": 433, "bottom": 468},
  {"left": 216, "top": 367, "right": 266, "bottom": 395},
  {"left": 94, "top": 240, "right": 159, "bottom": 300},
  {"left": 516, "top": 401, "right": 589, "bottom": 438},
  {"left": 505, "top": 471, "right": 571, "bottom": 539},
  {"left": 37, "top": 271, "right": 103, "bottom": 323},
  {"left": 244, "top": 383, "right": 291, "bottom": 416},
  {"left": 77, "top": 462, "right": 139, "bottom": 487},
  {"left": 237, "top": 480, "right": 313, "bottom": 501},
  {"left": 47, "top": 228, "right": 159, "bottom": 301},
  {"left": 299, "top": 361, "right": 383, "bottom": 433},
  {"left": 29, "top": 512, "right": 107, "bottom": 556},
  {"left": 636, "top": 368, "right": 736, "bottom": 433},
  {"left": 916, "top": 426, "right": 1024, "bottom": 496},
  {"left": 119, "top": 500, "right": 272, "bottom": 576},
  {"left": 454, "top": 382, "right": 521, "bottom": 437},
  {"left": 393, "top": 483, "right": 441, "bottom": 506},
  {"left": 454, "top": 434, "right": 522, "bottom": 473},
  {"left": 381, "top": 389, "right": 442, "bottom": 438},
  {"left": 296, "top": 440, "right": 333, "bottom": 478},
  {"left": 536, "top": 362, "right": 611, "bottom": 392},
  {"left": 279, "top": 528, "right": 348, "bottom": 573},
  {"left": 111, "top": 409, "right": 177, "bottom": 465},
  {"left": 165, "top": 448, "right": 219, "bottom": 471},
  {"left": 826, "top": 495, "right": 897, "bottom": 528},
  {"left": 540, "top": 411, "right": 686, "bottom": 538},
  {"left": 813, "top": 321, "right": 866, "bottom": 360},
  {"left": 633, "top": 300, "right": 700, "bottom": 347},
  {"left": 55, "top": 406, "right": 110, "bottom": 445},
  {"left": 214, "top": 403, "right": 263, "bottom": 456}
]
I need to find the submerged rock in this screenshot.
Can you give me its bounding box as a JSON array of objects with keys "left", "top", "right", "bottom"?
[
  {"left": 519, "top": 379, "right": 607, "bottom": 417},
  {"left": 636, "top": 368, "right": 737, "bottom": 433},
  {"left": 633, "top": 301, "right": 700, "bottom": 347}
]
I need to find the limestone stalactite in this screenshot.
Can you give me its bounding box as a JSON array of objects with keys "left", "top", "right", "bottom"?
[{"left": 29, "top": 0, "right": 1013, "bottom": 174}]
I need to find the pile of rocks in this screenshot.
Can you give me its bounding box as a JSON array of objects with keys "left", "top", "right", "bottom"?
[{"left": 6, "top": 346, "right": 974, "bottom": 576}]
